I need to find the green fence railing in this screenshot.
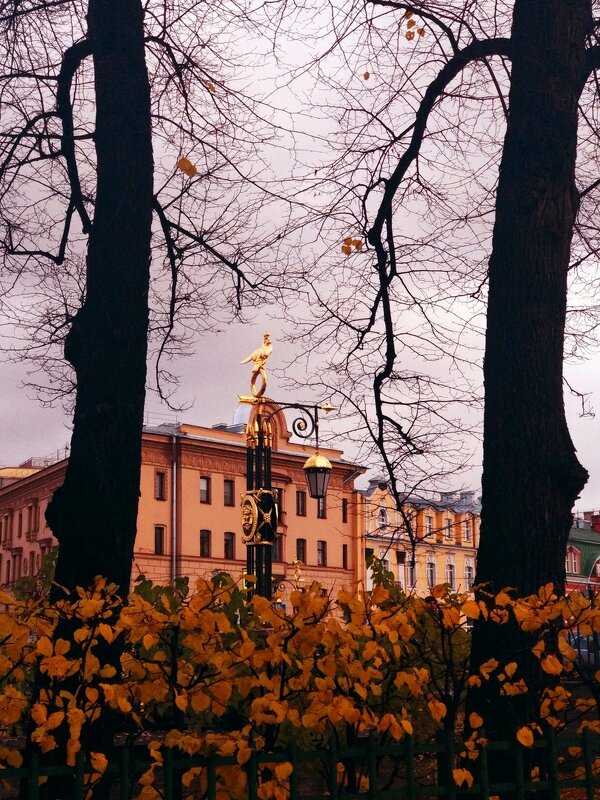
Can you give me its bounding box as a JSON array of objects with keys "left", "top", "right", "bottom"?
[{"left": 2, "top": 727, "right": 599, "bottom": 799}]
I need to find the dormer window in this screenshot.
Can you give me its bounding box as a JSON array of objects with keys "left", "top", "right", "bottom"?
[
  {"left": 565, "top": 546, "right": 580, "bottom": 574},
  {"left": 377, "top": 507, "right": 389, "bottom": 529}
]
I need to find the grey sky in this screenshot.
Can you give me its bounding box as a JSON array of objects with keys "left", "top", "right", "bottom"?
[{"left": 2, "top": 315, "right": 600, "bottom": 512}]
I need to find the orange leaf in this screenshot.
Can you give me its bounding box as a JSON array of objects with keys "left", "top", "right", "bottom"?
[
  {"left": 516, "top": 726, "right": 534, "bottom": 748},
  {"left": 541, "top": 655, "right": 562, "bottom": 675},
  {"left": 469, "top": 712, "right": 483, "bottom": 729}
]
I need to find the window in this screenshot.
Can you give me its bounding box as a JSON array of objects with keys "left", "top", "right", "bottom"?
[
  {"left": 463, "top": 518, "right": 472, "bottom": 542},
  {"left": 342, "top": 543, "right": 348, "bottom": 570},
  {"left": 154, "top": 526, "right": 165, "bottom": 555},
  {"left": 273, "top": 534, "right": 283, "bottom": 562},
  {"left": 17, "top": 512, "right": 22, "bottom": 539},
  {"left": 200, "top": 476, "right": 211, "bottom": 504},
  {"left": 224, "top": 479, "right": 235, "bottom": 507},
  {"left": 342, "top": 498, "right": 348, "bottom": 523},
  {"left": 296, "top": 490, "right": 306, "bottom": 517},
  {"left": 274, "top": 488, "right": 284, "bottom": 512},
  {"left": 425, "top": 516, "right": 434, "bottom": 536},
  {"left": 224, "top": 532, "right": 235, "bottom": 560},
  {"left": 317, "top": 497, "right": 327, "bottom": 519},
  {"left": 444, "top": 518, "right": 452, "bottom": 540},
  {"left": 465, "top": 559, "right": 475, "bottom": 591},
  {"left": 445, "top": 557, "right": 456, "bottom": 590},
  {"left": 426, "top": 557, "right": 436, "bottom": 589},
  {"left": 407, "top": 560, "right": 417, "bottom": 590},
  {"left": 317, "top": 540, "right": 327, "bottom": 566},
  {"left": 296, "top": 538, "right": 307, "bottom": 563},
  {"left": 566, "top": 547, "right": 580, "bottom": 574},
  {"left": 5, "top": 560, "right": 10, "bottom": 585},
  {"left": 379, "top": 547, "right": 390, "bottom": 572},
  {"left": 377, "top": 507, "right": 389, "bottom": 529},
  {"left": 154, "top": 471, "right": 167, "bottom": 501},
  {"left": 200, "top": 529, "right": 212, "bottom": 558}
]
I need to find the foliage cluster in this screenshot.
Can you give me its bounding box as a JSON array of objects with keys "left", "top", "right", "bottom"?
[{"left": 0, "top": 572, "right": 597, "bottom": 798}]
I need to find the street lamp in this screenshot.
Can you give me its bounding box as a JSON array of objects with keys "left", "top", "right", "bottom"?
[{"left": 239, "top": 334, "right": 334, "bottom": 599}]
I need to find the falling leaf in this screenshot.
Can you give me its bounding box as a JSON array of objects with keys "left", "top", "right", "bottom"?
[{"left": 177, "top": 157, "right": 198, "bottom": 178}]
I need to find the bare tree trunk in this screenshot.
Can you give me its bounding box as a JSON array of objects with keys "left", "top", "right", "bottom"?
[
  {"left": 46, "top": 0, "right": 153, "bottom": 598},
  {"left": 469, "top": 0, "right": 590, "bottom": 750}
]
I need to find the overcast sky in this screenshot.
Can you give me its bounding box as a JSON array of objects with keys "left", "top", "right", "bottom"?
[{"left": 2, "top": 313, "right": 600, "bottom": 512}]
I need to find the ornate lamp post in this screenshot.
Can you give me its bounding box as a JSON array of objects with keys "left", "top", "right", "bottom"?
[{"left": 239, "top": 334, "right": 333, "bottom": 599}]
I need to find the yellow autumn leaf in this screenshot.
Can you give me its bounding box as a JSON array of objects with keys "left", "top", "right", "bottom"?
[
  {"left": 85, "top": 687, "right": 99, "bottom": 704},
  {"left": 516, "top": 726, "right": 534, "bottom": 748},
  {"left": 274, "top": 762, "right": 293, "bottom": 781},
  {"left": 31, "top": 703, "right": 47, "bottom": 725},
  {"left": 98, "top": 623, "right": 115, "bottom": 643},
  {"left": 90, "top": 752, "right": 108, "bottom": 774},
  {"left": 540, "top": 655, "right": 562, "bottom": 675},
  {"left": 428, "top": 699, "right": 447, "bottom": 722},
  {"left": 237, "top": 747, "right": 253, "bottom": 765},
  {"left": 461, "top": 600, "right": 481, "bottom": 619},
  {"left": 37, "top": 637, "right": 53, "bottom": 657},
  {"left": 66, "top": 738, "right": 81, "bottom": 768},
  {"left": 177, "top": 157, "right": 198, "bottom": 178},
  {"left": 54, "top": 638, "right": 71, "bottom": 656},
  {"left": 505, "top": 662, "right": 518, "bottom": 678},
  {"left": 453, "top": 768, "right": 474, "bottom": 789},
  {"left": 469, "top": 712, "right": 483, "bottom": 729},
  {"left": 479, "top": 658, "right": 499, "bottom": 679}
]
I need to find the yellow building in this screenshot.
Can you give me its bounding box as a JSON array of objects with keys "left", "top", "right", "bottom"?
[
  {"left": 362, "top": 478, "right": 479, "bottom": 594},
  {"left": 0, "top": 407, "right": 366, "bottom": 600}
]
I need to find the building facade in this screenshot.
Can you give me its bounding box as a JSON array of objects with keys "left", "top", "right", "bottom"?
[
  {"left": 361, "top": 478, "right": 480, "bottom": 595},
  {"left": 566, "top": 513, "right": 600, "bottom": 595},
  {"left": 0, "top": 407, "right": 365, "bottom": 600}
]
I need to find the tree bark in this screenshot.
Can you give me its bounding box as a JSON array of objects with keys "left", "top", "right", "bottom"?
[
  {"left": 46, "top": 0, "right": 153, "bottom": 598},
  {"left": 469, "top": 0, "right": 591, "bottom": 747}
]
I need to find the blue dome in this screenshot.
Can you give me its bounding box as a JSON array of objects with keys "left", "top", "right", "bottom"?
[{"left": 232, "top": 403, "right": 251, "bottom": 426}]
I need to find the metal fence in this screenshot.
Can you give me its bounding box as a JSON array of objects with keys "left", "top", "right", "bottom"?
[{"left": 3, "top": 728, "right": 599, "bottom": 799}]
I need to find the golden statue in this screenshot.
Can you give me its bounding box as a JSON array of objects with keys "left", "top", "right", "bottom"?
[{"left": 241, "top": 331, "right": 272, "bottom": 399}]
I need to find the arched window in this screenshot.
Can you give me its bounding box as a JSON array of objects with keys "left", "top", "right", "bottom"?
[
  {"left": 445, "top": 556, "right": 456, "bottom": 590},
  {"left": 464, "top": 558, "right": 475, "bottom": 591},
  {"left": 566, "top": 546, "right": 581, "bottom": 574},
  {"left": 377, "top": 507, "right": 389, "bottom": 529},
  {"left": 426, "top": 555, "right": 436, "bottom": 589}
]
